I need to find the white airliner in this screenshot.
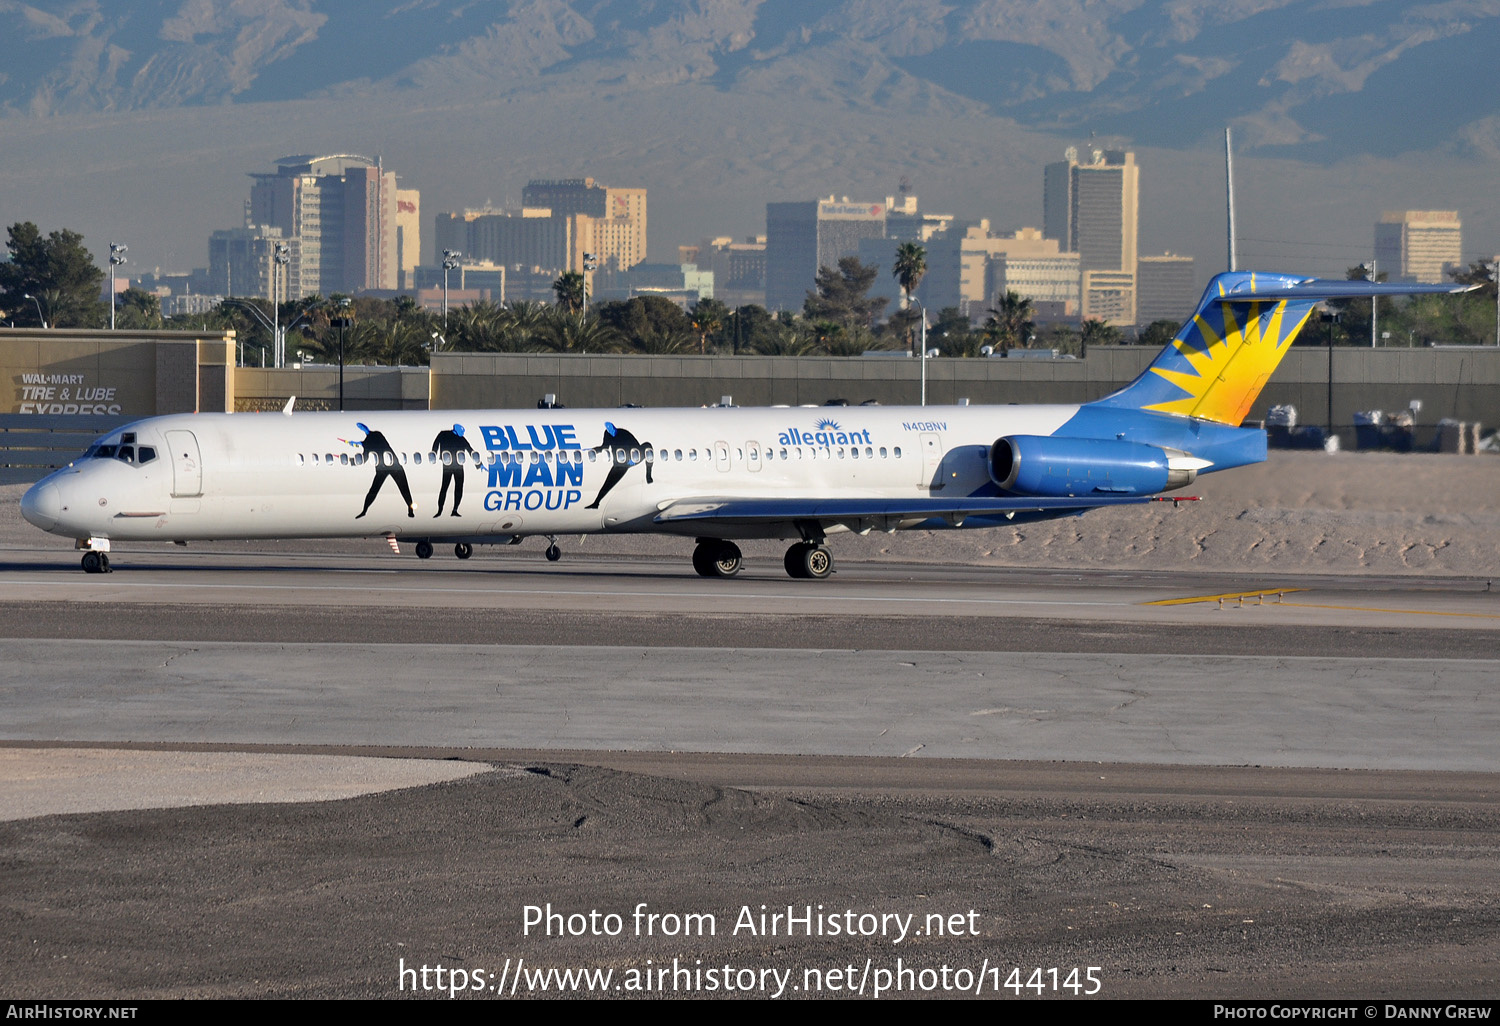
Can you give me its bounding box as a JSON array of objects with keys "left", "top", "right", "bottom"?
[{"left": 20, "top": 272, "right": 1470, "bottom": 578}]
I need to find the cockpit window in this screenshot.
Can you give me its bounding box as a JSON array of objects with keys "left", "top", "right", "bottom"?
[
  {"left": 121, "top": 432, "right": 136, "bottom": 444},
  {"left": 137, "top": 446, "right": 156, "bottom": 464},
  {"left": 93, "top": 445, "right": 117, "bottom": 459},
  {"left": 117, "top": 446, "right": 135, "bottom": 463}
]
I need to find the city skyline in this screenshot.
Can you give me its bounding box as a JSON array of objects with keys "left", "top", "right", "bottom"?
[{"left": 1, "top": 1, "right": 1497, "bottom": 295}]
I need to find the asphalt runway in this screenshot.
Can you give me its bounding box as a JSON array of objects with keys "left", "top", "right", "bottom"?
[{"left": 3, "top": 539, "right": 1499, "bottom": 998}]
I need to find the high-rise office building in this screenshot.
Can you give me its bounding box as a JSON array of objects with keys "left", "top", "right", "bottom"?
[
  {"left": 395, "top": 189, "right": 421, "bottom": 290},
  {"left": 208, "top": 226, "right": 301, "bottom": 302},
  {"left": 765, "top": 197, "right": 888, "bottom": 312},
  {"left": 434, "top": 177, "right": 647, "bottom": 278},
  {"left": 1136, "top": 254, "right": 1198, "bottom": 325},
  {"left": 1374, "top": 211, "right": 1462, "bottom": 284},
  {"left": 248, "top": 154, "right": 406, "bottom": 295},
  {"left": 521, "top": 178, "right": 647, "bottom": 271},
  {"left": 1044, "top": 148, "right": 1139, "bottom": 324},
  {"left": 913, "top": 223, "right": 1079, "bottom": 316}
]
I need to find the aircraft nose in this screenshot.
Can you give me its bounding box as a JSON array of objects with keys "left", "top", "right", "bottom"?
[{"left": 20, "top": 481, "right": 61, "bottom": 532}]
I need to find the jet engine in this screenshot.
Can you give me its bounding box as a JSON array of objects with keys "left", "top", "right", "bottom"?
[{"left": 989, "top": 435, "right": 1205, "bottom": 496}]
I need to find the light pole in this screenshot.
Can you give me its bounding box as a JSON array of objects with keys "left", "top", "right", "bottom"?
[
  {"left": 22, "top": 293, "right": 47, "bottom": 329},
  {"left": 109, "top": 243, "right": 127, "bottom": 329},
  {"left": 331, "top": 298, "right": 353, "bottom": 413},
  {"left": 1491, "top": 260, "right": 1499, "bottom": 347},
  {"left": 582, "top": 251, "right": 598, "bottom": 308},
  {"left": 273, "top": 242, "right": 290, "bottom": 367},
  {"left": 910, "top": 299, "right": 930, "bottom": 407},
  {"left": 442, "top": 249, "right": 461, "bottom": 331}
]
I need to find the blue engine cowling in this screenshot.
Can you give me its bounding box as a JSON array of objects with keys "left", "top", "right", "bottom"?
[{"left": 990, "top": 435, "right": 1195, "bottom": 496}]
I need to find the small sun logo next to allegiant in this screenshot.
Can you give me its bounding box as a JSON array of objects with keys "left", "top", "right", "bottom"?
[{"left": 777, "top": 419, "right": 873, "bottom": 446}]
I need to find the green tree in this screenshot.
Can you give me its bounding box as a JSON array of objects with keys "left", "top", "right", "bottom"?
[
  {"left": 690, "top": 297, "right": 729, "bottom": 354},
  {"left": 891, "top": 242, "right": 927, "bottom": 353},
  {"left": 983, "top": 291, "right": 1035, "bottom": 352},
  {"left": 1138, "top": 319, "right": 1179, "bottom": 348},
  {"left": 804, "top": 257, "right": 887, "bottom": 329},
  {"left": 1079, "top": 318, "right": 1122, "bottom": 347},
  {"left": 0, "top": 222, "right": 107, "bottom": 328},
  {"left": 552, "top": 271, "right": 586, "bottom": 314},
  {"left": 114, "top": 288, "right": 164, "bottom": 330},
  {"left": 596, "top": 296, "right": 693, "bottom": 348},
  {"left": 1449, "top": 260, "right": 1496, "bottom": 299}
]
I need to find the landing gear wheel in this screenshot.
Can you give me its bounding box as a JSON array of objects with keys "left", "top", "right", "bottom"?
[
  {"left": 692, "top": 540, "right": 742, "bottom": 578},
  {"left": 415, "top": 541, "right": 433, "bottom": 560},
  {"left": 545, "top": 543, "right": 561, "bottom": 562},
  {"left": 785, "top": 543, "right": 832, "bottom": 579},
  {"left": 81, "top": 551, "right": 110, "bottom": 574},
  {"left": 454, "top": 542, "right": 473, "bottom": 560}
]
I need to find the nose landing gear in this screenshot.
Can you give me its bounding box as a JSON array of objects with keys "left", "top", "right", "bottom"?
[
  {"left": 81, "top": 551, "right": 111, "bottom": 574},
  {"left": 544, "top": 535, "right": 561, "bottom": 562}
]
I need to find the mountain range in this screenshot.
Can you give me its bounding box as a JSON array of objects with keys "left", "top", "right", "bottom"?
[{"left": 1, "top": 0, "right": 1496, "bottom": 286}]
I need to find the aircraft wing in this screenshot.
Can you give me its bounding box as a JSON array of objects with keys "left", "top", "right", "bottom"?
[{"left": 654, "top": 494, "right": 1172, "bottom": 529}]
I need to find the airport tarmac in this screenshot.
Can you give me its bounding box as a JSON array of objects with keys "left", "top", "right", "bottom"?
[{"left": 3, "top": 531, "right": 1500, "bottom": 999}]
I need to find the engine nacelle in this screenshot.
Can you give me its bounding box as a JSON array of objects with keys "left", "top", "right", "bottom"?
[{"left": 989, "top": 435, "right": 1201, "bottom": 496}]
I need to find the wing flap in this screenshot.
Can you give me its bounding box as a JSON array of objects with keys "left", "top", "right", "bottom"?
[{"left": 654, "top": 495, "right": 1162, "bottom": 526}]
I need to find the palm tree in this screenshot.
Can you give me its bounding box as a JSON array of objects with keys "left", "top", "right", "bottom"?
[
  {"left": 544, "top": 309, "right": 619, "bottom": 353},
  {"left": 501, "top": 300, "right": 549, "bottom": 351},
  {"left": 892, "top": 242, "right": 927, "bottom": 308},
  {"left": 984, "top": 290, "right": 1035, "bottom": 352},
  {"left": 891, "top": 242, "right": 927, "bottom": 354},
  {"left": 1079, "top": 318, "right": 1122, "bottom": 347},
  {"left": 690, "top": 298, "right": 727, "bottom": 354},
  {"left": 552, "top": 271, "right": 586, "bottom": 314}
]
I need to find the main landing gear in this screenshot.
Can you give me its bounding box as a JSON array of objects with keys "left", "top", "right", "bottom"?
[
  {"left": 692, "top": 539, "right": 742, "bottom": 578},
  {"left": 784, "top": 542, "right": 833, "bottom": 580},
  {"left": 413, "top": 540, "right": 472, "bottom": 559},
  {"left": 81, "top": 551, "right": 111, "bottom": 574},
  {"left": 690, "top": 539, "right": 835, "bottom": 579}
]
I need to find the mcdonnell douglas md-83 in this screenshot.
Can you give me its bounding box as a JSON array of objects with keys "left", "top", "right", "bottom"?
[{"left": 20, "top": 272, "right": 1472, "bottom": 578}]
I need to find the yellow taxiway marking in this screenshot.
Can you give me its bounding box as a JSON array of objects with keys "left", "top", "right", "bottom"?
[
  {"left": 1280, "top": 602, "right": 1500, "bottom": 621},
  {"left": 1144, "top": 588, "right": 1306, "bottom": 607}
]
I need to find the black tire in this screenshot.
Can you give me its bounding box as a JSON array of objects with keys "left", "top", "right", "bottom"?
[
  {"left": 693, "top": 540, "right": 741, "bottom": 578},
  {"left": 81, "top": 551, "right": 101, "bottom": 574},
  {"left": 415, "top": 541, "right": 433, "bottom": 560},
  {"left": 545, "top": 544, "right": 561, "bottom": 562},
  {"left": 454, "top": 543, "right": 473, "bottom": 560},
  {"left": 794, "top": 544, "right": 832, "bottom": 579},
  {"left": 784, "top": 544, "right": 808, "bottom": 579}
]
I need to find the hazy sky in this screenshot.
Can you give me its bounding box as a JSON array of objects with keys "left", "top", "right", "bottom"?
[{"left": 1, "top": 0, "right": 1495, "bottom": 288}]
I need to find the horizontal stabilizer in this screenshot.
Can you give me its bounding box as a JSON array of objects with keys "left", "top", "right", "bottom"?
[{"left": 1210, "top": 277, "right": 1477, "bottom": 300}]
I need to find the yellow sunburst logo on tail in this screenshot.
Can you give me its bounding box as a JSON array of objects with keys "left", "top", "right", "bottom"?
[{"left": 1144, "top": 299, "right": 1312, "bottom": 426}]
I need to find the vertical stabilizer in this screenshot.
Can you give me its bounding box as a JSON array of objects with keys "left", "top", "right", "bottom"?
[{"left": 1093, "top": 272, "right": 1476, "bottom": 426}]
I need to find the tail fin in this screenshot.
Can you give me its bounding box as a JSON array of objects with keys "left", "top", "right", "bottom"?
[{"left": 1094, "top": 271, "right": 1476, "bottom": 426}]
